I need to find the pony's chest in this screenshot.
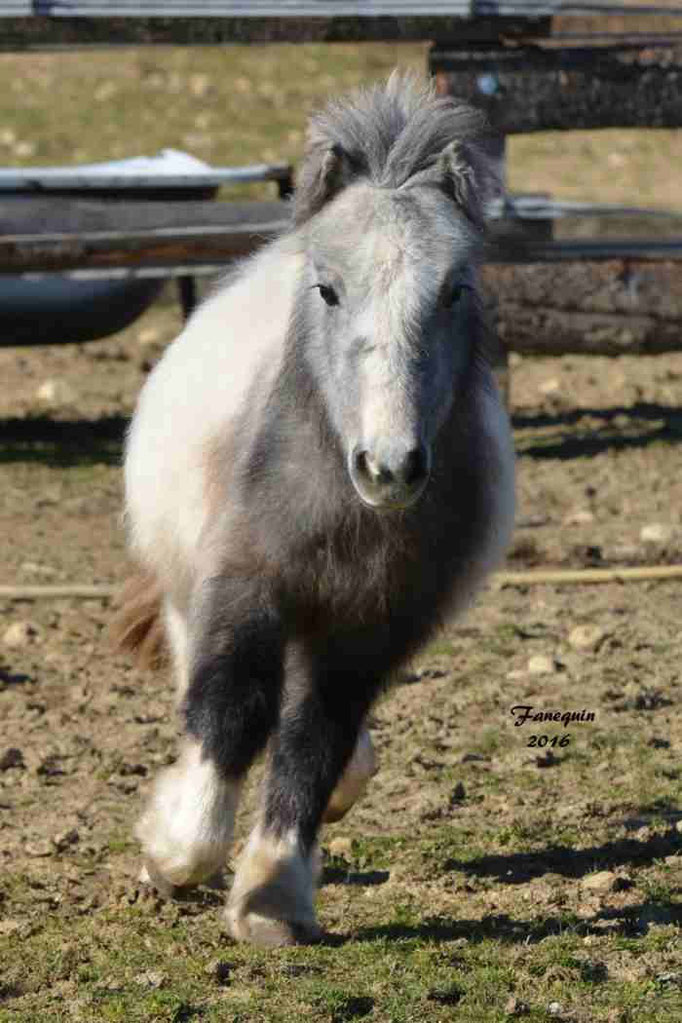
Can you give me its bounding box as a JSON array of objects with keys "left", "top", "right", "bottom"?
[{"left": 288, "top": 509, "right": 462, "bottom": 625}]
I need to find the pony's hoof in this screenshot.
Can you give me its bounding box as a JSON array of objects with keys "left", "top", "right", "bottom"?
[
  {"left": 139, "top": 858, "right": 180, "bottom": 899},
  {"left": 225, "top": 906, "right": 323, "bottom": 947},
  {"left": 139, "top": 858, "right": 225, "bottom": 898}
]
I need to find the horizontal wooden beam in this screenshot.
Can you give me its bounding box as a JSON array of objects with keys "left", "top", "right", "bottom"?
[
  {"left": 3, "top": 198, "right": 682, "bottom": 274},
  {"left": 0, "top": 13, "right": 548, "bottom": 49},
  {"left": 0, "top": 198, "right": 289, "bottom": 272},
  {"left": 432, "top": 39, "right": 682, "bottom": 130}
]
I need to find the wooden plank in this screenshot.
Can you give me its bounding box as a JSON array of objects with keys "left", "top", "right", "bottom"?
[
  {"left": 4, "top": 233, "right": 667, "bottom": 271},
  {"left": 0, "top": 196, "right": 288, "bottom": 234},
  {"left": 432, "top": 38, "right": 682, "bottom": 131},
  {"left": 0, "top": 198, "right": 289, "bottom": 271}
]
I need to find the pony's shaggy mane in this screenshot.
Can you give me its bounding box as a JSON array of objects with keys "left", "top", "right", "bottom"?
[{"left": 293, "top": 71, "right": 497, "bottom": 226}]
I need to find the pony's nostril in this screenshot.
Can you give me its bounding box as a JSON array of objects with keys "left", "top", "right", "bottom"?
[
  {"left": 354, "top": 448, "right": 369, "bottom": 479},
  {"left": 355, "top": 449, "right": 391, "bottom": 485},
  {"left": 353, "top": 445, "right": 430, "bottom": 495},
  {"left": 402, "top": 447, "right": 428, "bottom": 487}
]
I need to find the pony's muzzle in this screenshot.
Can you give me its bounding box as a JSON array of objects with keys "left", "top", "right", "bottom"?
[{"left": 350, "top": 443, "right": 431, "bottom": 510}]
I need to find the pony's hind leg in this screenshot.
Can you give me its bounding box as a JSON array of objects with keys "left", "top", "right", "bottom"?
[
  {"left": 137, "top": 584, "right": 284, "bottom": 894},
  {"left": 323, "top": 724, "right": 377, "bottom": 823},
  {"left": 226, "top": 640, "right": 379, "bottom": 946}
]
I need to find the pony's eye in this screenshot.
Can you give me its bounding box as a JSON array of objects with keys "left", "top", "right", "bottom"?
[
  {"left": 316, "top": 284, "right": 340, "bottom": 307},
  {"left": 443, "top": 284, "right": 467, "bottom": 309}
]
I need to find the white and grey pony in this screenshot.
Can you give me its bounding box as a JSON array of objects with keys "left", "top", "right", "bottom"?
[{"left": 117, "top": 72, "right": 515, "bottom": 946}]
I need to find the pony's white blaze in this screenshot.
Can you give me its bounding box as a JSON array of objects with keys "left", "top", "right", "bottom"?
[
  {"left": 358, "top": 344, "right": 416, "bottom": 450},
  {"left": 125, "top": 236, "right": 304, "bottom": 597}
]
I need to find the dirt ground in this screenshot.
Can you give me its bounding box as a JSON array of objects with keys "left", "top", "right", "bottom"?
[{"left": 1, "top": 287, "right": 681, "bottom": 1020}]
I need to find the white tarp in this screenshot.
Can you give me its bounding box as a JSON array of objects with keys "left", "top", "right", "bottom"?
[{"left": 0, "top": 149, "right": 289, "bottom": 191}]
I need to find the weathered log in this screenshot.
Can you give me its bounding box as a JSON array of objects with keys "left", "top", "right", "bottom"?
[
  {"left": 483, "top": 260, "right": 682, "bottom": 355},
  {"left": 432, "top": 39, "right": 682, "bottom": 131}
]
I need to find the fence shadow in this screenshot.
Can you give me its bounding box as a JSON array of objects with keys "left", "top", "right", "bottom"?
[
  {"left": 353, "top": 898, "right": 681, "bottom": 947},
  {"left": 512, "top": 402, "right": 682, "bottom": 460},
  {"left": 0, "top": 415, "right": 127, "bottom": 466},
  {"left": 2, "top": 402, "right": 682, "bottom": 467},
  {"left": 441, "top": 823, "right": 681, "bottom": 885},
  {"left": 334, "top": 818, "right": 681, "bottom": 946}
]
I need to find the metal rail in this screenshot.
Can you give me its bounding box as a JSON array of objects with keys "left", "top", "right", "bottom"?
[
  {"left": 0, "top": 162, "right": 293, "bottom": 194},
  {"left": 1, "top": 2, "right": 680, "bottom": 15}
]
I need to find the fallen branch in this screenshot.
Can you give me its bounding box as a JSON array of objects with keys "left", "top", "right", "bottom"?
[
  {"left": 0, "top": 584, "right": 115, "bottom": 600},
  {"left": 495, "top": 565, "right": 682, "bottom": 587},
  {"left": 2, "top": 564, "right": 682, "bottom": 602}
]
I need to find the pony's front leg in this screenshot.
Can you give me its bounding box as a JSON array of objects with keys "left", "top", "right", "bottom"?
[
  {"left": 137, "top": 738, "right": 239, "bottom": 894},
  {"left": 226, "top": 642, "right": 377, "bottom": 946},
  {"left": 137, "top": 577, "right": 284, "bottom": 894}
]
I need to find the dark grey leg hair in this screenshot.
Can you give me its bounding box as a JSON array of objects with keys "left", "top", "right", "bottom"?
[
  {"left": 226, "top": 631, "right": 383, "bottom": 946},
  {"left": 265, "top": 640, "right": 376, "bottom": 849},
  {"left": 183, "top": 575, "right": 285, "bottom": 777}
]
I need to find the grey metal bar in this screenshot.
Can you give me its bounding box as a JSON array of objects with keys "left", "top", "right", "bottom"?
[
  {"left": 490, "top": 238, "right": 682, "bottom": 262},
  {"left": 0, "top": 162, "right": 293, "bottom": 193},
  {"left": 491, "top": 196, "right": 682, "bottom": 221},
  {"left": 3, "top": 1, "right": 679, "bottom": 15}
]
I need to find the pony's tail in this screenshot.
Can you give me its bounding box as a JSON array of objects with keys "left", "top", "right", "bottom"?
[{"left": 109, "top": 570, "right": 168, "bottom": 670}]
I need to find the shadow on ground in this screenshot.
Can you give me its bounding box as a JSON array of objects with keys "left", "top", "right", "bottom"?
[
  {"left": 442, "top": 823, "right": 681, "bottom": 884},
  {"left": 354, "top": 898, "right": 682, "bottom": 946},
  {"left": 0, "top": 415, "right": 126, "bottom": 465},
  {"left": 513, "top": 402, "right": 682, "bottom": 460},
  {"left": 2, "top": 403, "right": 682, "bottom": 467}
]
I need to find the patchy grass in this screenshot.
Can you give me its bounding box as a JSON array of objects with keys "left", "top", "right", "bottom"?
[
  {"left": 2, "top": 573, "right": 681, "bottom": 1020},
  {"left": 1, "top": 823, "right": 681, "bottom": 1022}
]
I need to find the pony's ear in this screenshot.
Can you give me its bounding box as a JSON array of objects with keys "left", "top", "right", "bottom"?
[
  {"left": 437, "top": 139, "right": 502, "bottom": 230},
  {"left": 293, "top": 142, "right": 357, "bottom": 225}
]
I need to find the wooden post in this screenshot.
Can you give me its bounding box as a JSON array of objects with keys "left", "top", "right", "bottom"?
[{"left": 433, "top": 51, "right": 512, "bottom": 407}]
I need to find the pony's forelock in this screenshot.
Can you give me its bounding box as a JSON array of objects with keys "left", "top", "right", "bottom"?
[{"left": 293, "top": 71, "right": 498, "bottom": 227}]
